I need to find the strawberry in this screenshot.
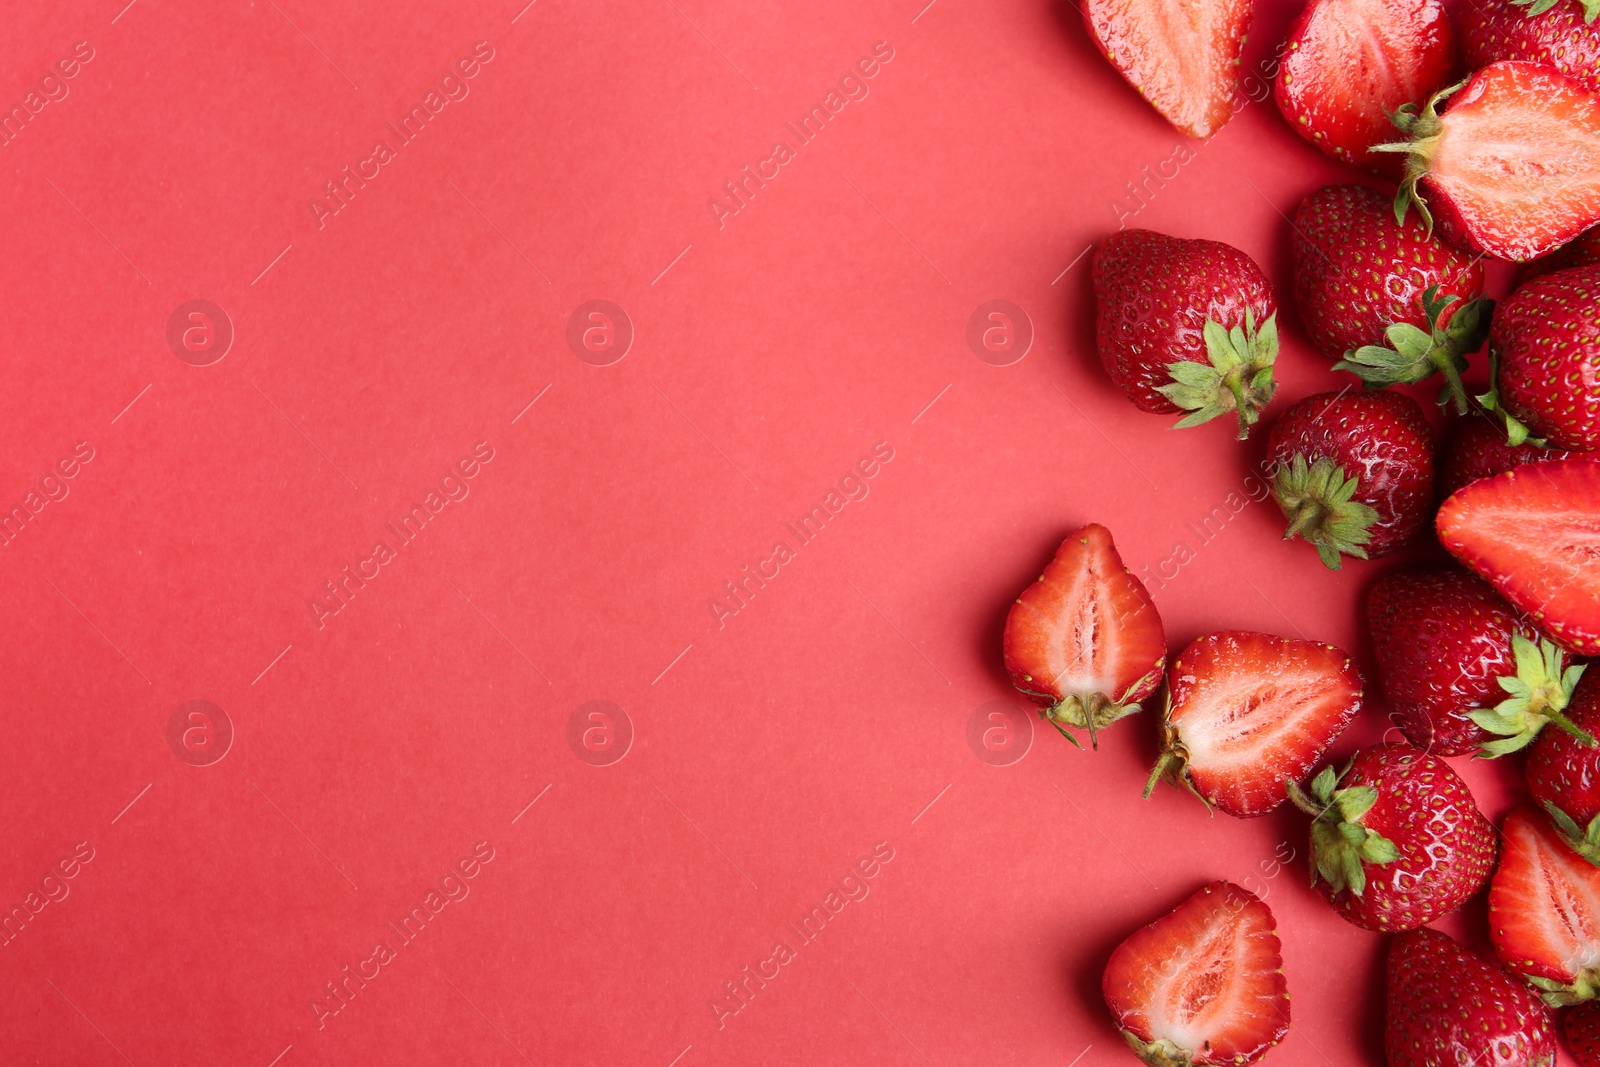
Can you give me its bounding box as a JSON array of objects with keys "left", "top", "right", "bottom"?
[
  {"left": 1145, "top": 630, "right": 1363, "bottom": 816},
  {"left": 1460, "top": 0, "right": 1600, "bottom": 97},
  {"left": 1386, "top": 926, "right": 1557, "bottom": 1067},
  {"left": 1526, "top": 671, "right": 1600, "bottom": 864},
  {"left": 1274, "top": 0, "right": 1458, "bottom": 177},
  {"left": 1093, "top": 230, "right": 1280, "bottom": 439},
  {"left": 1567, "top": 1001, "right": 1600, "bottom": 1067},
  {"left": 1288, "top": 745, "right": 1496, "bottom": 931},
  {"left": 1082, "top": 0, "right": 1255, "bottom": 139},
  {"left": 1437, "top": 459, "right": 1600, "bottom": 655},
  {"left": 1481, "top": 264, "right": 1600, "bottom": 450},
  {"left": 1290, "top": 184, "right": 1489, "bottom": 410},
  {"left": 1002, "top": 524, "right": 1166, "bottom": 748},
  {"left": 1439, "top": 415, "right": 1590, "bottom": 497},
  {"left": 1490, "top": 806, "right": 1600, "bottom": 1005},
  {"left": 1266, "top": 390, "right": 1435, "bottom": 569},
  {"left": 1380, "top": 61, "right": 1600, "bottom": 261},
  {"left": 1524, "top": 226, "right": 1600, "bottom": 282},
  {"left": 1367, "top": 566, "right": 1586, "bottom": 756},
  {"left": 1102, "top": 881, "right": 1290, "bottom": 1067}
]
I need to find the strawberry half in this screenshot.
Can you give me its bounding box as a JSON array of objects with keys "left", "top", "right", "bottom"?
[
  {"left": 1102, "top": 881, "right": 1290, "bottom": 1067},
  {"left": 1379, "top": 61, "right": 1600, "bottom": 261},
  {"left": 1490, "top": 806, "right": 1600, "bottom": 1005},
  {"left": 1274, "top": 0, "right": 1458, "bottom": 177},
  {"left": 1567, "top": 1001, "right": 1600, "bottom": 1067},
  {"left": 1145, "top": 631, "right": 1363, "bottom": 816},
  {"left": 1461, "top": 0, "right": 1600, "bottom": 98},
  {"left": 1289, "top": 744, "right": 1496, "bottom": 931},
  {"left": 1386, "top": 927, "right": 1557, "bottom": 1067},
  {"left": 1439, "top": 415, "right": 1592, "bottom": 498},
  {"left": 1082, "top": 0, "right": 1255, "bottom": 139},
  {"left": 1437, "top": 459, "right": 1600, "bottom": 655},
  {"left": 1527, "top": 670, "right": 1600, "bottom": 864},
  {"left": 1483, "top": 264, "right": 1600, "bottom": 450},
  {"left": 1002, "top": 524, "right": 1166, "bottom": 747},
  {"left": 1094, "top": 230, "right": 1280, "bottom": 439}
]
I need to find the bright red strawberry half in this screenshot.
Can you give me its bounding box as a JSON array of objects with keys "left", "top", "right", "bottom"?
[
  {"left": 1094, "top": 230, "right": 1279, "bottom": 439},
  {"left": 1146, "top": 631, "right": 1363, "bottom": 816},
  {"left": 1002, "top": 524, "right": 1166, "bottom": 748},
  {"left": 1289, "top": 745, "right": 1496, "bottom": 931},
  {"left": 1567, "top": 1000, "right": 1600, "bottom": 1067},
  {"left": 1439, "top": 415, "right": 1592, "bottom": 498},
  {"left": 1082, "top": 0, "right": 1255, "bottom": 139},
  {"left": 1461, "top": 0, "right": 1600, "bottom": 97},
  {"left": 1367, "top": 566, "right": 1586, "bottom": 756},
  {"left": 1381, "top": 61, "right": 1600, "bottom": 261},
  {"left": 1527, "top": 670, "right": 1600, "bottom": 864},
  {"left": 1102, "top": 881, "right": 1290, "bottom": 1067},
  {"left": 1290, "top": 184, "right": 1488, "bottom": 409},
  {"left": 1437, "top": 459, "right": 1600, "bottom": 655},
  {"left": 1386, "top": 926, "right": 1557, "bottom": 1067},
  {"left": 1491, "top": 806, "right": 1600, "bottom": 1005},
  {"left": 1274, "top": 0, "right": 1458, "bottom": 177},
  {"left": 1266, "top": 390, "right": 1435, "bottom": 568},
  {"left": 1483, "top": 264, "right": 1600, "bottom": 450}
]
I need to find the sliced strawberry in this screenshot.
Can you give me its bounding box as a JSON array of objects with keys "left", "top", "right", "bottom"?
[
  {"left": 1002, "top": 524, "right": 1166, "bottom": 747},
  {"left": 1437, "top": 459, "right": 1600, "bottom": 655},
  {"left": 1145, "top": 631, "right": 1363, "bottom": 816},
  {"left": 1274, "top": 0, "right": 1458, "bottom": 177},
  {"left": 1102, "top": 881, "right": 1290, "bottom": 1067},
  {"left": 1082, "top": 0, "right": 1255, "bottom": 139},
  {"left": 1490, "top": 806, "right": 1600, "bottom": 1004}
]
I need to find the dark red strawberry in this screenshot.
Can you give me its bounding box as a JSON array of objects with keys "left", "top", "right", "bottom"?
[
  {"left": 1439, "top": 415, "right": 1591, "bottom": 497},
  {"left": 1093, "top": 230, "right": 1279, "bottom": 439},
  {"left": 1567, "top": 1001, "right": 1600, "bottom": 1066},
  {"left": 1523, "top": 226, "right": 1600, "bottom": 282},
  {"left": 1145, "top": 631, "right": 1363, "bottom": 816},
  {"left": 1290, "top": 184, "right": 1489, "bottom": 410},
  {"left": 1483, "top": 265, "right": 1600, "bottom": 450},
  {"left": 1461, "top": 0, "right": 1600, "bottom": 97},
  {"left": 1266, "top": 390, "right": 1435, "bottom": 569},
  {"left": 1367, "top": 566, "right": 1586, "bottom": 756},
  {"left": 1386, "top": 926, "right": 1557, "bottom": 1067},
  {"left": 1437, "top": 459, "right": 1600, "bottom": 655},
  {"left": 1082, "top": 0, "right": 1256, "bottom": 139},
  {"left": 1380, "top": 61, "right": 1600, "bottom": 261},
  {"left": 1274, "top": 0, "right": 1458, "bottom": 177},
  {"left": 1526, "top": 670, "right": 1600, "bottom": 864},
  {"left": 1490, "top": 806, "right": 1600, "bottom": 1005},
  {"left": 1102, "top": 881, "right": 1290, "bottom": 1067},
  {"left": 1003, "top": 524, "right": 1166, "bottom": 748},
  {"left": 1288, "top": 745, "right": 1496, "bottom": 931}
]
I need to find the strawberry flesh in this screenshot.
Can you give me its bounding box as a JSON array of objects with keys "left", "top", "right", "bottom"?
[{"left": 1490, "top": 806, "right": 1600, "bottom": 1003}]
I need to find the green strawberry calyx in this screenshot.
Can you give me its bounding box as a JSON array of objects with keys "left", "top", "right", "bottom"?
[
  {"left": 1333, "top": 285, "right": 1492, "bottom": 414},
  {"left": 1157, "top": 310, "right": 1279, "bottom": 441},
  {"left": 1372, "top": 78, "right": 1472, "bottom": 235},
  {"left": 1271, "top": 453, "right": 1379, "bottom": 570},
  {"left": 1287, "top": 766, "right": 1401, "bottom": 897},
  {"left": 1513, "top": 0, "right": 1600, "bottom": 24},
  {"left": 1142, "top": 691, "right": 1214, "bottom": 813},
  {"left": 1471, "top": 634, "right": 1591, "bottom": 756},
  {"left": 1477, "top": 346, "right": 1549, "bottom": 447},
  {"left": 1120, "top": 1032, "right": 1205, "bottom": 1067},
  {"left": 1545, "top": 802, "right": 1600, "bottom": 870},
  {"left": 1041, "top": 667, "right": 1163, "bottom": 752}
]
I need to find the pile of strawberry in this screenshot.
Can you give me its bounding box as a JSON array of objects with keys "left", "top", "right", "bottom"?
[{"left": 1012, "top": 0, "right": 1600, "bottom": 1064}]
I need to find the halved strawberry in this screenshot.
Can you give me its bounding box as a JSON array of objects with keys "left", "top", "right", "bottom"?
[
  {"left": 1490, "top": 806, "right": 1600, "bottom": 1005},
  {"left": 1437, "top": 459, "right": 1600, "bottom": 655},
  {"left": 1145, "top": 631, "right": 1363, "bottom": 816},
  {"left": 1102, "top": 881, "right": 1291, "bottom": 1067},
  {"left": 1082, "top": 0, "right": 1255, "bottom": 139},
  {"left": 1380, "top": 61, "right": 1600, "bottom": 261},
  {"left": 1002, "top": 524, "right": 1167, "bottom": 747}
]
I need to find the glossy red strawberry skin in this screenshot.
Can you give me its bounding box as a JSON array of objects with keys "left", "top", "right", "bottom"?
[
  {"left": 1387, "top": 927, "right": 1557, "bottom": 1067},
  {"left": 1460, "top": 0, "right": 1600, "bottom": 97},
  {"left": 1522, "top": 226, "right": 1600, "bottom": 284},
  {"left": 1527, "top": 671, "right": 1600, "bottom": 831},
  {"left": 1489, "top": 806, "right": 1600, "bottom": 999},
  {"left": 1267, "top": 390, "right": 1435, "bottom": 556},
  {"left": 1566, "top": 1001, "right": 1600, "bottom": 1067},
  {"left": 1291, "top": 184, "right": 1485, "bottom": 362},
  {"left": 1102, "top": 881, "right": 1290, "bottom": 1067},
  {"left": 1439, "top": 416, "right": 1590, "bottom": 498},
  {"left": 1093, "top": 230, "right": 1276, "bottom": 413},
  {"left": 1319, "top": 745, "right": 1496, "bottom": 931},
  {"left": 1274, "top": 0, "right": 1457, "bottom": 177},
  {"left": 1493, "top": 264, "right": 1600, "bottom": 451},
  {"left": 1366, "top": 567, "right": 1535, "bottom": 756}
]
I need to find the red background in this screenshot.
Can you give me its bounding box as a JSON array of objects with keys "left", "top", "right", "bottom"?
[{"left": 0, "top": 0, "right": 1525, "bottom": 1064}]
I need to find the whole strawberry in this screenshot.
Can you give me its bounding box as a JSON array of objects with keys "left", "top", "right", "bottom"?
[
  {"left": 1386, "top": 927, "right": 1557, "bottom": 1067},
  {"left": 1367, "top": 567, "right": 1585, "bottom": 757},
  {"left": 1094, "top": 230, "right": 1279, "bottom": 439},
  {"left": 1461, "top": 0, "right": 1600, "bottom": 96},
  {"left": 1291, "top": 185, "right": 1489, "bottom": 410},
  {"left": 1439, "top": 415, "right": 1590, "bottom": 497},
  {"left": 1484, "top": 264, "right": 1600, "bottom": 450},
  {"left": 1567, "top": 1001, "right": 1600, "bottom": 1067},
  {"left": 1267, "top": 390, "right": 1435, "bottom": 569},
  {"left": 1289, "top": 745, "right": 1496, "bottom": 931},
  {"left": 1527, "top": 670, "right": 1600, "bottom": 864}
]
